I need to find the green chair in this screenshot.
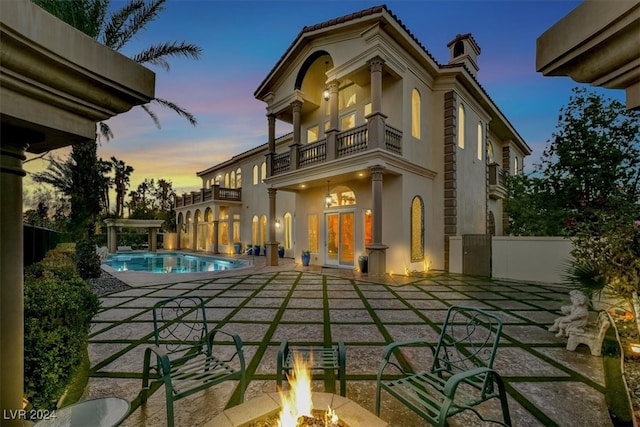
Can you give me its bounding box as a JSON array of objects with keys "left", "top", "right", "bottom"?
[
  {"left": 140, "top": 296, "right": 245, "bottom": 427},
  {"left": 375, "top": 305, "right": 511, "bottom": 426}
]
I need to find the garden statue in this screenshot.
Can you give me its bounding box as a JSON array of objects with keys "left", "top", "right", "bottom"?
[{"left": 549, "top": 290, "right": 589, "bottom": 337}]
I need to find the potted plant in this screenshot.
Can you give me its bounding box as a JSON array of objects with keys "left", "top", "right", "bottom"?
[
  {"left": 278, "top": 246, "right": 285, "bottom": 258},
  {"left": 301, "top": 250, "right": 310, "bottom": 266},
  {"left": 253, "top": 244, "right": 261, "bottom": 256},
  {"left": 233, "top": 242, "right": 242, "bottom": 254},
  {"left": 358, "top": 255, "right": 368, "bottom": 274}
]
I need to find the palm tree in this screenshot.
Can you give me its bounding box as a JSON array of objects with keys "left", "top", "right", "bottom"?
[{"left": 111, "top": 157, "right": 134, "bottom": 217}]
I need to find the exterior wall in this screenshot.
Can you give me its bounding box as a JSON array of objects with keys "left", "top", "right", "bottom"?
[{"left": 492, "top": 237, "right": 574, "bottom": 284}]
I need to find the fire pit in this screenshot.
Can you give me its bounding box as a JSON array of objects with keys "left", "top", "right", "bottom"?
[{"left": 204, "top": 392, "right": 389, "bottom": 427}]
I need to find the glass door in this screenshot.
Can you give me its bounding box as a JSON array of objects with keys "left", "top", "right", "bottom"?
[{"left": 325, "top": 211, "right": 355, "bottom": 266}]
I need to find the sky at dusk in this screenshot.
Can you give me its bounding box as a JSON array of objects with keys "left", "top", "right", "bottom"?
[{"left": 23, "top": 0, "right": 627, "bottom": 203}]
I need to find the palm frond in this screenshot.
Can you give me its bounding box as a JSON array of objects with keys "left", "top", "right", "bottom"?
[
  {"left": 141, "top": 104, "right": 161, "bottom": 129},
  {"left": 562, "top": 259, "right": 608, "bottom": 299},
  {"left": 111, "top": 0, "right": 166, "bottom": 51},
  {"left": 98, "top": 122, "right": 114, "bottom": 143},
  {"left": 152, "top": 97, "right": 198, "bottom": 126},
  {"left": 131, "top": 41, "right": 202, "bottom": 70},
  {"left": 102, "top": 0, "right": 145, "bottom": 48}
]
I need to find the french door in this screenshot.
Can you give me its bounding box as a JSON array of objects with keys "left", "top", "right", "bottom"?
[{"left": 325, "top": 211, "right": 355, "bottom": 266}]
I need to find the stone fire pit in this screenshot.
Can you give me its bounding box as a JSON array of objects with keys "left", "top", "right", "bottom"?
[{"left": 205, "top": 392, "right": 389, "bottom": 427}]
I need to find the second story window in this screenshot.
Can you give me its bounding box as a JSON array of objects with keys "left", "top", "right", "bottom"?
[
  {"left": 339, "top": 84, "right": 356, "bottom": 110},
  {"left": 457, "top": 103, "right": 465, "bottom": 149},
  {"left": 341, "top": 113, "right": 355, "bottom": 130},
  {"left": 253, "top": 165, "right": 259, "bottom": 185},
  {"left": 477, "top": 122, "right": 483, "bottom": 161},
  {"left": 307, "top": 125, "right": 319, "bottom": 143},
  {"left": 411, "top": 89, "right": 421, "bottom": 139},
  {"left": 261, "top": 162, "right": 267, "bottom": 181}
]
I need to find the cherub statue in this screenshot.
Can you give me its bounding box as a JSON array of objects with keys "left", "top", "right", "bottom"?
[{"left": 548, "top": 290, "right": 589, "bottom": 337}]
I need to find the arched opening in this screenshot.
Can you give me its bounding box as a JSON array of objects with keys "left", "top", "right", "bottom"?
[
  {"left": 411, "top": 88, "right": 421, "bottom": 139},
  {"left": 260, "top": 215, "right": 267, "bottom": 246},
  {"left": 284, "top": 212, "right": 293, "bottom": 249},
  {"left": 325, "top": 185, "right": 356, "bottom": 208},
  {"left": 252, "top": 215, "right": 259, "bottom": 245}
]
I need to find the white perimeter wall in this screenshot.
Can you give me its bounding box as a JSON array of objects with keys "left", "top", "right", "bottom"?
[
  {"left": 493, "top": 237, "right": 573, "bottom": 284},
  {"left": 448, "top": 236, "right": 574, "bottom": 284}
]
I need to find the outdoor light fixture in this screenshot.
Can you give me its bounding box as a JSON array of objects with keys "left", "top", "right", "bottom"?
[
  {"left": 275, "top": 219, "right": 280, "bottom": 228},
  {"left": 325, "top": 180, "right": 332, "bottom": 208}
]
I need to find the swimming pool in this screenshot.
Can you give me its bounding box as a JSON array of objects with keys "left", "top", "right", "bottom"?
[{"left": 103, "top": 252, "right": 244, "bottom": 273}]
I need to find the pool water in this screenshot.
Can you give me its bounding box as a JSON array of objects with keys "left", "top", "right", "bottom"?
[{"left": 103, "top": 252, "right": 243, "bottom": 273}]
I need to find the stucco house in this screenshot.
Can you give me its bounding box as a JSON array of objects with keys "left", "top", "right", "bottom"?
[{"left": 175, "top": 5, "right": 530, "bottom": 275}]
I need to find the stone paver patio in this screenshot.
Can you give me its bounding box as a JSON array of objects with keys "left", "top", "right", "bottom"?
[{"left": 84, "top": 257, "right": 612, "bottom": 427}]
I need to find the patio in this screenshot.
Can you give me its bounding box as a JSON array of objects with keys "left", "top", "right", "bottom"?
[{"left": 84, "top": 257, "right": 612, "bottom": 426}]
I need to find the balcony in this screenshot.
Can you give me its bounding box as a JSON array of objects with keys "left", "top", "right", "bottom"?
[
  {"left": 488, "top": 163, "right": 508, "bottom": 199},
  {"left": 175, "top": 185, "right": 242, "bottom": 208},
  {"left": 271, "top": 123, "right": 402, "bottom": 176}
]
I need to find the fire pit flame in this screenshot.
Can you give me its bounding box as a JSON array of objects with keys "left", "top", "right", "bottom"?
[
  {"left": 278, "top": 351, "right": 313, "bottom": 426},
  {"left": 277, "top": 351, "right": 341, "bottom": 427}
]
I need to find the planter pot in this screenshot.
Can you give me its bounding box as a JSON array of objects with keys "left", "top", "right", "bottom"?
[
  {"left": 253, "top": 246, "right": 261, "bottom": 256},
  {"left": 278, "top": 247, "right": 285, "bottom": 258},
  {"left": 301, "top": 253, "right": 310, "bottom": 266},
  {"left": 358, "top": 255, "right": 368, "bottom": 274},
  {"left": 233, "top": 243, "right": 242, "bottom": 254}
]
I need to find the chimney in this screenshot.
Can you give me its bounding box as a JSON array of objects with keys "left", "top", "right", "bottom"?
[{"left": 447, "top": 33, "right": 481, "bottom": 77}]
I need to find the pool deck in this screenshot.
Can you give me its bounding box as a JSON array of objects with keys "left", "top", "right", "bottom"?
[{"left": 85, "top": 254, "right": 615, "bottom": 426}]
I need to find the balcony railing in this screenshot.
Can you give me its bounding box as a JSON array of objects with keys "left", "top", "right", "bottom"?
[
  {"left": 176, "top": 185, "right": 242, "bottom": 208},
  {"left": 271, "top": 123, "right": 402, "bottom": 176},
  {"left": 488, "top": 163, "right": 508, "bottom": 199}
]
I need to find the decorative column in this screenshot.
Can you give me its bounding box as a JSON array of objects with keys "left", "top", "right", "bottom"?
[
  {"left": 149, "top": 227, "right": 158, "bottom": 252},
  {"left": 212, "top": 220, "right": 219, "bottom": 254},
  {"left": 289, "top": 101, "right": 302, "bottom": 170},
  {"left": 266, "top": 113, "right": 276, "bottom": 177},
  {"left": 367, "top": 56, "right": 387, "bottom": 151},
  {"left": 0, "top": 140, "right": 29, "bottom": 424},
  {"left": 325, "top": 80, "right": 340, "bottom": 161},
  {"left": 107, "top": 224, "right": 117, "bottom": 253},
  {"left": 266, "top": 188, "right": 279, "bottom": 266},
  {"left": 366, "top": 165, "right": 388, "bottom": 277},
  {"left": 191, "top": 218, "right": 198, "bottom": 251}
]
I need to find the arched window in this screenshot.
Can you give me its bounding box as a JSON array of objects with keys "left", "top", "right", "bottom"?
[
  {"left": 454, "top": 40, "right": 464, "bottom": 57},
  {"left": 411, "top": 89, "right": 421, "bottom": 139},
  {"left": 224, "top": 173, "right": 230, "bottom": 188},
  {"left": 284, "top": 212, "right": 292, "bottom": 249},
  {"left": 252, "top": 216, "right": 259, "bottom": 245},
  {"left": 411, "top": 196, "right": 424, "bottom": 262},
  {"left": 477, "top": 122, "right": 483, "bottom": 161},
  {"left": 261, "top": 162, "right": 266, "bottom": 181},
  {"left": 236, "top": 168, "right": 242, "bottom": 188},
  {"left": 514, "top": 156, "right": 519, "bottom": 175},
  {"left": 325, "top": 185, "right": 356, "bottom": 208},
  {"left": 260, "top": 215, "right": 267, "bottom": 245},
  {"left": 215, "top": 175, "right": 221, "bottom": 185},
  {"left": 457, "top": 103, "right": 465, "bottom": 149},
  {"left": 230, "top": 170, "right": 236, "bottom": 188},
  {"left": 253, "top": 165, "right": 259, "bottom": 185}
]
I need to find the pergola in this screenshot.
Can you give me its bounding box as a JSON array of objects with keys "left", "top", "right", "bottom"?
[{"left": 104, "top": 219, "right": 165, "bottom": 253}]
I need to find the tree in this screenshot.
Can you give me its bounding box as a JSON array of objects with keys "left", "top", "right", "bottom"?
[
  {"left": 506, "top": 87, "right": 640, "bottom": 236},
  {"left": 111, "top": 157, "right": 134, "bottom": 217},
  {"left": 32, "top": 0, "right": 201, "bottom": 243}
]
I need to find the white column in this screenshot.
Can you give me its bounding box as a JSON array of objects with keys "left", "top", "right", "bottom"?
[{"left": 1, "top": 140, "right": 28, "bottom": 425}]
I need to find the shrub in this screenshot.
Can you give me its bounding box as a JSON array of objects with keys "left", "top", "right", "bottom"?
[
  {"left": 24, "top": 255, "right": 100, "bottom": 409},
  {"left": 74, "top": 238, "right": 101, "bottom": 279}
]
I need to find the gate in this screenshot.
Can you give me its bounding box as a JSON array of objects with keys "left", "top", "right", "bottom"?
[{"left": 462, "top": 234, "right": 492, "bottom": 277}]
